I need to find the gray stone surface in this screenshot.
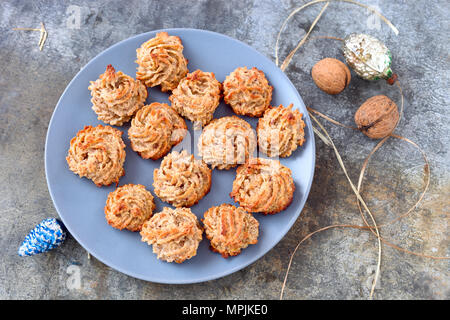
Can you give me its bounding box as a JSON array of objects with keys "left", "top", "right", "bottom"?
[{"left": 0, "top": 0, "right": 448, "bottom": 300}]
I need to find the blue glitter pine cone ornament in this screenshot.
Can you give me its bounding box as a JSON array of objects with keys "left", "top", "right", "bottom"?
[{"left": 18, "top": 218, "right": 67, "bottom": 256}]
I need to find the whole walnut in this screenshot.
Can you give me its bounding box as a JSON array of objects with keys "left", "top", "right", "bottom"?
[
  {"left": 354, "top": 95, "right": 399, "bottom": 139},
  {"left": 311, "top": 58, "right": 351, "bottom": 94}
]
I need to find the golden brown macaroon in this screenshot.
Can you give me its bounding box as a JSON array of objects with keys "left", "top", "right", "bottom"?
[
  {"left": 88, "top": 64, "right": 148, "bottom": 126},
  {"left": 128, "top": 102, "right": 187, "bottom": 160},
  {"left": 169, "top": 69, "right": 222, "bottom": 128},
  {"left": 223, "top": 66, "right": 273, "bottom": 117},
  {"left": 230, "top": 158, "right": 295, "bottom": 214},
  {"left": 66, "top": 125, "right": 126, "bottom": 187},
  {"left": 202, "top": 204, "right": 259, "bottom": 258},
  {"left": 257, "top": 104, "right": 306, "bottom": 158},
  {"left": 140, "top": 207, "right": 203, "bottom": 263},
  {"left": 153, "top": 150, "right": 212, "bottom": 207},
  {"left": 104, "top": 184, "right": 155, "bottom": 232},
  {"left": 198, "top": 116, "right": 257, "bottom": 170},
  {"left": 136, "top": 32, "right": 188, "bottom": 92}
]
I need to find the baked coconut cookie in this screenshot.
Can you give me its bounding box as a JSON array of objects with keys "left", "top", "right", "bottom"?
[
  {"left": 140, "top": 207, "right": 203, "bottom": 263},
  {"left": 198, "top": 116, "right": 257, "bottom": 170},
  {"left": 66, "top": 125, "right": 126, "bottom": 187},
  {"left": 153, "top": 150, "right": 212, "bottom": 207},
  {"left": 136, "top": 32, "right": 188, "bottom": 92},
  {"left": 88, "top": 64, "right": 147, "bottom": 126},
  {"left": 104, "top": 184, "right": 155, "bottom": 232},
  {"left": 223, "top": 67, "right": 273, "bottom": 117},
  {"left": 257, "top": 104, "right": 306, "bottom": 157},
  {"left": 128, "top": 102, "right": 187, "bottom": 160},
  {"left": 169, "top": 69, "right": 222, "bottom": 128},
  {"left": 230, "top": 158, "right": 294, "bottom": 214},
  {"left": 202, "top": 204, "right": 259, "bottom": 258}
]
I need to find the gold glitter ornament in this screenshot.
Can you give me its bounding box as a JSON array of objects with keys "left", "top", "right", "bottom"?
[{"left": 342, "top": 33, "right": 398, "bottom": 84}]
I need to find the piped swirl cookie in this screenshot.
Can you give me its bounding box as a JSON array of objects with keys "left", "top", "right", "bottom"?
[
  {"left": 198, "top": 116, "right": 256, "bottom": 170},
  {"left": 153, "top": 150, "right": 212, "bottom": 207},
  {"left": 104, "top": 184, "right": 155, "bottom": 232},
  {"left": 66, "top": 125, "right": 126, "bottom": 187},
  {"left": 202, "top": 204, "right": 259, "bottom": 258},
  {"left": 128, "top": 103, "right": 187, "bottom": 160},
  {"left": 136, "top": 32, "right": 188, "bottom": 92},
  {"left": 230, "top": 158, "right": 294, "bottom": 214},
  {"left": 88, "top": 64, "right": 147, "bottom": 126},
  {"left": 140, "top": 207, "right": 203, "bottom": 263},
  {"left": 169, "top": 69, "right": 222, "bottom": 128},
  {"left": 223, "top": 67, "right": 273, "bottom": 117},
  {"left": 257, "top": 104, "right": 306, "bottom": 157}
]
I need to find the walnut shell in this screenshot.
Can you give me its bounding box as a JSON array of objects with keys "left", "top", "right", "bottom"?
[
  {"left": 354, "top": 95, "right": 399, "bottom": 139},
  {"left": 311, "top": 58, "right": 351, "bottom": 94}
]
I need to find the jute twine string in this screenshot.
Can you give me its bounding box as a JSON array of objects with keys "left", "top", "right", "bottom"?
[
  {"left": 307, "top": 107, "right": 439, "bottom": 237},
  {"left": 12, "top": 22, "right": 48, "bottom": 51},
  {"left": 275, "top": 0, "right": 399, "bottom": 70},
  {"left": 277, "top": 0, "right": 448, "bottom": 300}
]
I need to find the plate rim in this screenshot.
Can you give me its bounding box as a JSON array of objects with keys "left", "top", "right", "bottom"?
[{"left": 44, "top": 27, "right": 316, "bottom": 284}]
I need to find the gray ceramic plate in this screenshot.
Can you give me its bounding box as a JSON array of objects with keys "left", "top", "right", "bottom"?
[{"left": 45, "top": 28, "right": 315, "bottom": 284}]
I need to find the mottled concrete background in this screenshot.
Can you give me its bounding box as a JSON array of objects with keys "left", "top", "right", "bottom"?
[{"left": 0, "top": 0, "right": 448, "bottom": 299}]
